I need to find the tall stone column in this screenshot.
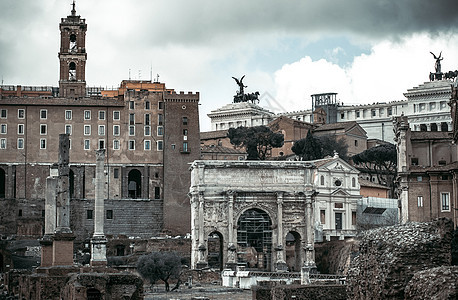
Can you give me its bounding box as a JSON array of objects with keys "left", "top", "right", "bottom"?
[
  {"left": 91, "top": 149, "right": 107, "bottom": 266},
  {"left": 53, "top": 134, "right": 75, "bottom": 266},
  {"left": 196, "top": 191, "right": 208, "bottom": 269},
  {"left": 226, "top": 191, "right": 237, "bottom": 270},
  {"left": 301, "top": 192, "right": 317, "bottom": 285},
  {"left": 275, "top": 192, "right": 287, "bottom": 272},
  {"left": 40, "top": 166, "right": 58, "bottom": 267}
]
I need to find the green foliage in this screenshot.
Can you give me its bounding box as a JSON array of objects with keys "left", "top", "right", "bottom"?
[
  {"left": 291, "top": 130, "right": 322, "bottom": 160},
  {"left": 137, "top": 251, "right": 183, "bottom": 291},
  {"left": 352, "top": 143, "right": 397, "bottom": 186},
  {"left": 227, "top": 126, "right": 284, "bottom": 160},
  {"left": 292, "top": 131, "right": 348, "bottom": 161}
]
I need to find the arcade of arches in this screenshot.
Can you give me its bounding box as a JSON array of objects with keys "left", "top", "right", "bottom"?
[{"left": 190, "top": 160, "right": 317, "bottom": 272}]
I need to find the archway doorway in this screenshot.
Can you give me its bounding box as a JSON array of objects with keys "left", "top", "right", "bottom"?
[
  {"left": 237, "top": 208, "right": 272, "bottom": 270},
  {"left": 285, "top": 231, "right": 302, "bottom": 272},
  {"left": 128, "top": 169, "right": 141, "bottom": 199},
  {"left": 208, "top": 231, "right": 224, "bottom": 270},
  {"left": 0, "top": 168, "right": 5, "bottom": 198}
]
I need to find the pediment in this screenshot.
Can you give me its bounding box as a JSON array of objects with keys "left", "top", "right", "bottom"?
[{"left": 331, "top": 188, "right": 351, "bottom": 196}]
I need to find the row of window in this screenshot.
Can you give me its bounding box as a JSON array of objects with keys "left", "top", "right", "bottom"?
[
  {"left": 417, "top": 193, "right": 450, "bottom": 211},
  {"left": 1, "top": 124, "right": 166, "bottom": 137},
  {"left": 0, "top": 104, "right": 164, "bottom": 121},
  {"left": 129, "top": 100, "right": 164, "bottom": 110}
]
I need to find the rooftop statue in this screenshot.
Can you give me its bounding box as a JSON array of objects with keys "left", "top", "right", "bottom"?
[
  {"left": 232, "top": 75, "right": 259, "bottom": 104},
  {"left": 430, "top": 51, "right": 443, "bottom": 74}
]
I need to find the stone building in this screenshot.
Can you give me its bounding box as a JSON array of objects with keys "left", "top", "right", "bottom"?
[
  {"left": 189, "top": 160, "right": 317, "bottom": 272},
  {"left": 0, "top": 4, "right": 199, "bottom": 250}
]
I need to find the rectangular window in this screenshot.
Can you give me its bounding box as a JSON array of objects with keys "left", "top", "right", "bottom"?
[
  {"left": 0, "top": 138, "right": 6, "bottom": 149},
  {"left": 182, "top": 142, "right": 188, "bottom": 152},
  {"left": 129, "top": 140, "right": 135, "bottom": 150},
  {"left": 352, "top": 211, "right": 357, "bottom": 225},
  {"left": 113, "top": 139, "right": 120, "bottom": 150},
  {"left": 417, "top": 176, "right": 422, "bottom": 182},
  {"left": 154, "top": 187, "right": 160, "bottom": 199},
  {"left": 145, "top": 114, "right": 150, "bottom": 125},
  {"left": 40, "top": 124, "right": 47, "bottom": 135},
  {"left": 65, "top": 124, "right": 72, "bottom": 135},
  {"left": 69, "top": 139, "right": 71, "bottom": 149},
  {"left": 417, "top": 196, "right": 423, "bottom": 207},
  {"left": 144, "top": 140, "right": 151, "bottom": 150},
  {"left": 1, "top": 109, "right": 7, "bottom": 118},
  {"left": 387, "top": 108, "right": 392, "bottom": 116},
  {"left": 18, "top": 124, "right": 24, "bottom": 135},
  {"left": 158, "top": 114, "right": 163, "bottom": 125},
  {"left": 356, "top": 111, "right": 360, "bottom": 118},
  {"left": 114, "top": 168, "right": 119, "bottom": 179},
  {"left": 18, "top": 109, "right": 25, "bottom": 119},
  {"left": 354, "top": 140, "right": 358, "bottom": 146},
  {"left": 144, "top": 126, "right": 151, "bottom": 136},
  {"left": 113, "top": 125, "right": 120, "bottom": 136},
  {"left": 84, "top": 139, "right": 90, "bottom": 150},
  {"left": 99, "top": 139, "right": 105, "bottom": 150},
  {"left": 182, "top": 116, "right": 188, "bottom": 125},
  {"left": 371, "top": 109, "right": 376, "bottom": 117},
  {"left": 1, "top": 124, "right": 7, "bottom": 134},
  {"left": 106, "top": 210, "right": 113, "bottom": 219},
  {"left": 158, "top": 101, "right": 164, "bottom": 110},
  {"left": 183, "top": 129, "right": 188, "bottom": 136},
  {"left": 157, "top": 126, "right": 163, "bottom": 136},
  {"left": 441, "top": 193, "right": 450, "bottom": 211},
  {"left": 113, "top": 111, "right": 120, "bottom": 120},
  {"left": 98, "top": 110, "right": 105, "bottom": 120},
  {"left": 157, "top": 140, "right": 163, "bottom": 151},
  {"left": 320, "top": 210, "right": 326, "bottom": 224},
  {"left": 40, "top": 109, "right": 47, "bottom": 119},
  {"left": 129, "top": 113, "right": 135, "bottom": 125},
  {"left": 65, "top": 110, "right": 72, "bottom": 120},
  {"left": 98, "top": 125, "right": 105, "bottom": 136},
  {"left": 129, "top": 101, "right": 134, "bottom": 109},
  {"left": 84, "top": 125, "right": 91, "bottom": 135},
  {"left": 129, "top": 126, "right": 135, "bottom": 136},
  {"left": 145, "top": 101, "right": 150, "bottom": 110},
  {"left": 17, "top": 138, "right": 24, "bottom": 149},
  {"left": 84, "top": 110, "right": 91, "bottom": 120},
  {"left": 87, "top": 210, "right": 93, "bottom": 219},
  {"left": 40, "top": 138, "right": 46, "bottom": 149}
]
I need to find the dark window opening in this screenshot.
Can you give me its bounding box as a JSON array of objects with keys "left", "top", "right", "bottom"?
[
  {"left": 182, "top": 117, "right": 188, "bottom": 125},
  {"left": 106, "top": 210, "right": 113, "bottom": 220},
  {"left": 0, "top": 168, "right": 5, "bottom": 198},
  {"left": 18, "top": 209, "right": 23, "bottom": 217},
  {"left": 154, "top": 187, "right": 160, "bottom": 199},
  {"left": 438, "top": 160, "right": 447, "bottom": 166},
  {"left": 441, "top": 122, "right": 448, "bottom": 132},
  {"left": 430, "top": 123, "right": 438, "bottom": 132},
  {"left": 128, "top": 169, "right": 142, "bottom": 199},
  {"left": 116, "top": 245, "right": 125, "bottom": 256},
  {"left": 411, "top": 158, "right": 419, "bottom": 166},
  {"left": 113, "top": 168, "right": 119, "bottom": 179},
  {"left": 69, "top": 169, "right": 75, "bottom": 199},
  {"left": 69, "top": 62, "right": 76, "bottom": 81},
  {"left": 420, "top": 124, "right": 427, "bottom": 131},
  {"left": 335, "top": 212, "right": 342, "bottom": 230},
  {"left": 87, "top": 210, "right": 93, "bottom": 219}
]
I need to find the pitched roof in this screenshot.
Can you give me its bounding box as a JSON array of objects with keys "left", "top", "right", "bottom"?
[
  {"left": 358, "top": 178, "right": 390, "bottom": 189},
  {"left": 313, "top": 121, "right": 360, "bottom": 132},
  {"left": 200, "top": 130, "right": 228, "bottom": 140},
  {"left": 201, "top": 145, "right": 246, "bottom": 154}
]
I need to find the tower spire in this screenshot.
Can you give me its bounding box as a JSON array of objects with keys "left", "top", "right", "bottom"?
[{"left": 71, "top": 0, "right": 76, "bottom": 16}]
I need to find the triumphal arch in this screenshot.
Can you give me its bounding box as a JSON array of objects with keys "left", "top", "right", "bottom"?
[{"left": 189, "top": 160, "right": 317, "bottom": 272}]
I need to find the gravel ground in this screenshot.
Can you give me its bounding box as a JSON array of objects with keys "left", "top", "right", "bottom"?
[{"left": 144, "top": 284, "right": 252, "bottom": 300}]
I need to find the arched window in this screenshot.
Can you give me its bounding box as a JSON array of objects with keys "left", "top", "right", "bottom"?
[
  {"left": 69, "top": 62, "right": 76, "bottom": 80},
  {"left": 430, "top": 123, "right": 438, "bottom": 132},
  {"left": 441, "top": 122, "right": 449, "bottom": 132},
  {"left": 352, "top": 177, "right": 356, "bottom": 187},
  {"left": 420, "top": 124, "right": 427, "bottom": 132},
  {"left": 69, "top": 34, "right": 77, "bottom": 52},
  {"left": 320, "top": 175, "right": 325, "bottom": 186}
]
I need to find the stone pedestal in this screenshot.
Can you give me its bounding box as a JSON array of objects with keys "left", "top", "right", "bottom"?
[
  {"left": 90, "top": 236, "right": 107, "bottom": 267},
  {"left": 301, "top": 265, "right": 317, "bottom": 285},
  {"left": 52, "top": 232, "right": 75, "bottom": 266},
  {"left": 39, "top": 235, "right": 54, "bottom": 267}
]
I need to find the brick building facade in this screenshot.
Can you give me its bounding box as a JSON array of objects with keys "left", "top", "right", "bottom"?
[{"left": 0, "top": 5, "right": 199, "bottom": 247}]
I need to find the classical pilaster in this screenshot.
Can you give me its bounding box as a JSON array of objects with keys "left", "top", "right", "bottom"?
[
  {"left": 275, "top": 192, "right": 287, "bottom": 272},
  {"left": 91, "top": 149, "right": 107, "bottom": 267},
  {"left": 226, "top": 191, "right": 237, "bottom": 270},
  {"left": 301, "top": 192, "right": 317, "bottom": 284},
  {"left": 40, "top": 168, "right": 58, "bottom": 267},
  {"left": 196, "top": 191, "right": 208, "bottom": 269}
]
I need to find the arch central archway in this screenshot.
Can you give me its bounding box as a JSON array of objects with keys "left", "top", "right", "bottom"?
[
  {"left": 237, "top": 208, "right": 272, "bottom": 270},
  {"left": 207, "top": 231, "right": 224, "bottom": 270},
  {"left": 128, "top": 169, "right": 142, "bottom": 199}
]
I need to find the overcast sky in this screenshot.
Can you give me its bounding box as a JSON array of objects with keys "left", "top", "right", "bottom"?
[{"left": 1, "top": 0, "right": 458, "bottom": 131}]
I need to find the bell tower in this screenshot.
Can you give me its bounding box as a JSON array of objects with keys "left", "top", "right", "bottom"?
[{"left": 58, "top": 1, "right": 87, "bottom": 98}]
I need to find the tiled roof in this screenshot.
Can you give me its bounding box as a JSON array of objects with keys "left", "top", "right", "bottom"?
[
  {"left": 410, "top": 131, "right": 451, "bottom": 140},
  {"left": 359, "top": 178, "right": 390, "bottom": 189},
  {"left": 200, "top": 130, "right": 229, "bottom": 140},
  {"left": 201, "top": 145, "right": 246, "bottom": 154},
  {"left": 313, "top": 121, "right": 358, "bottom": 132}
]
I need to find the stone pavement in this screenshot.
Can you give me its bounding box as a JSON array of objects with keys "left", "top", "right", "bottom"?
[{"left": 144, "top": 284, "right": 252, "bottom": 300}]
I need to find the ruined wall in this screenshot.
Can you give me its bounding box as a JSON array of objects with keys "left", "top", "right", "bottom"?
[
  {"left": 404, "top": 266, "right": 458, "bottom": 299},
  {"left": 71, "top": 198, "right": 163, "bottom": 241},
  {"left": 252, "top": 284, "right": 347, "bottom": 300},
  {"left": 346, "top": 218, "right": 454, "bottom": 299},
  {"left": 314, "top": 239, "right": 357, "bottom": 275}
]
